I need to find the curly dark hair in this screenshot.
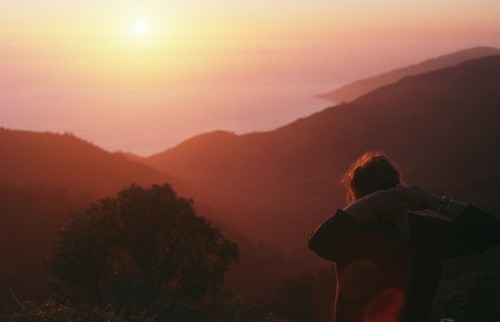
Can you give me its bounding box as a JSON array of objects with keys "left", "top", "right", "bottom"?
[{"left": 342, "top": 151, "right": 402, "bottom": 203}]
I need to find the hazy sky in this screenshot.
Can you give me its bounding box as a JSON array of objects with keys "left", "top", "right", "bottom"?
[{"left": 1, "top": 1, "right": 499, "bottom": 155}]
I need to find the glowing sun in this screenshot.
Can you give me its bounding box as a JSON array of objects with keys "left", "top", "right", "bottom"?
[{"left": 133, "top": 20, "right": 149, "bottom": 34}]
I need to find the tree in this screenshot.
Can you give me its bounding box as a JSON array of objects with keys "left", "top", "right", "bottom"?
[{"left": 51, "top": 184, "right": 239, "bottom": 321}]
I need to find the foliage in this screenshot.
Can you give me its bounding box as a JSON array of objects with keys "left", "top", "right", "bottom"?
[
  {"left": 432, "top": 291, "right": 467, "bottom": 321},
  {"left": 432, "top": 248, "right": 500, "bottom": 322},
  {"left": 12, "top": 300, "right": 155, "bottom": 322},
  {"left": 245, "top": 269, "right": 336, "bottom": 322},
  {"left": 50, "top": 184, "right": 239, "bottom": 321}
]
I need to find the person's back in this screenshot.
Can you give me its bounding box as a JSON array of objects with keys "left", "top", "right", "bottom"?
[{"left": 308, "top": 151, "right": 500, "bottom": 322}]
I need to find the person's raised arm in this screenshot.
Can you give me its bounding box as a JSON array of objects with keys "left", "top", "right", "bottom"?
[
  {"left": 394, "top": 184, "right": 500, "bottom": 258},
  {"left": 308, "top": 190, "right": 407, "bottom": 261},
  {"left": 343, "top": 189, "right": 408, "bottom": 221},
  {"left": 393, "top": 184, "right": 468, "bottom": 219}
]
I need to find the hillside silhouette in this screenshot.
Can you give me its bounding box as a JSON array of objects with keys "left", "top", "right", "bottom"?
[
  {"left": 0, "top": 129, "right": 185, "bottom": 197},
  {"left": 0, "top": 128, "right": 299, "bottom": 304},
  {"left": 1, "top": 52, "right": 500, "bottom": 321},
  {"left": 0, "top": 129, "right": 193, "bottom": 305},
  {"left": 146, "top": 54, "right": 500, "bottom": 260},
  {"left": 317, "top": 46, "right": 500, "bottom": 103}
]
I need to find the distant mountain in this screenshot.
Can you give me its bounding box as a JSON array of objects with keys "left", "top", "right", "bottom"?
[
  {"left": 318, "top": 46, "right": 500, "bottom": 103},
  {"left": 146, "top": 55, "right": 500, "bottom": 260},
  {"left": 0, "top": 129, "right": 183, "bottom": 197}
]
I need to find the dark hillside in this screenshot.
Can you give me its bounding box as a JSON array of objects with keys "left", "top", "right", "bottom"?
[
  {"left": 146, "top": 55, "right": 500, "bottom": 260},
  {"left": 0, "top": 129, "right": 183, "bottom": 197},
  {"left": 0, "top": 128, "right": 295, "bottom": 303},
  {"left": 0, "top": 131, "right": 192, "bottom": 307}
]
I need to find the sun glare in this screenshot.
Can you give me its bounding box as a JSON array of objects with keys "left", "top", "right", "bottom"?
[{"left": 134, "top": 20, "right": 149, "bottom": 34}]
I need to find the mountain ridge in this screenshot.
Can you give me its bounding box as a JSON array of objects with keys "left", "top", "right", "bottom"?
[
  {"left": 0, "top": 128, "right": 187, "bottom": 198},
  {"left": 3, "top": 53, "right": 500, "bottom": 302},
  {"left": 317, "top": 46, "right": 500, "bottom": 103},
  {"left": 145, "top": 54, "right": 500, "bottom": 257}
]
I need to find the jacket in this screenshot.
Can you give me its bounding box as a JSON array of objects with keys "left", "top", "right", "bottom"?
[{"left": 308, "top": 205, "right": 500, "bottom": 322}]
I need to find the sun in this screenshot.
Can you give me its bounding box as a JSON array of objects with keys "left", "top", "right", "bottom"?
[{"left": 133, "top": 20, "right": 149, "bottom": 34}]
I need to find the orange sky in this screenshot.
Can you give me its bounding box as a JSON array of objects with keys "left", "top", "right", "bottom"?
[{"left": 1, "top": 1, "right": 499, "bottom": 155}]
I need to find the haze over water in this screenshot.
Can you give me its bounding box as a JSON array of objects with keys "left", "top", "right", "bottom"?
[
  {"left": 1, "top": 0, "right": 499, "bottom": 156},
  {"left": 1, "top": 77, "right": 335, "bottom": 156}
]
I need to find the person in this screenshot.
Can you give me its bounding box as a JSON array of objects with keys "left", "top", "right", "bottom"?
[{"left": 308, "top": 151, "right": 500, "bottom": 322}]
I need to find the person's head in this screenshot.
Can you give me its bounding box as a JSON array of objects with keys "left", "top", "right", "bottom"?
[{"left": 342, "top": 151, "right": 402, "bottom": 204}]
